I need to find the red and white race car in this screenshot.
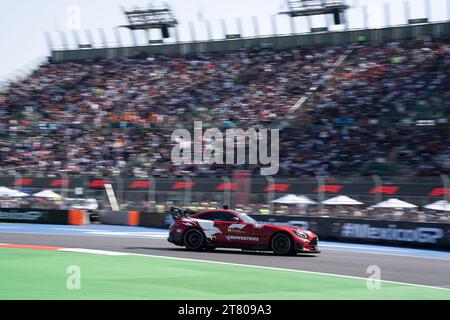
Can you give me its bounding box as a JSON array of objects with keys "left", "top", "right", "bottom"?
[{"left": 168, "top": 207, "right": 320, "bottom": 255}]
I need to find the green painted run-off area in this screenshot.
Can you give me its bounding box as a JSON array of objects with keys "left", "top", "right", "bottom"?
[{"left": 0, "top": 248, "right": 449, "bottom": 300}]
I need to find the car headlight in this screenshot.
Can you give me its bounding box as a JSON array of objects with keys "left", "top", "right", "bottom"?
[{"left": 294, "top": 229, "right": 309, "bottom": 239}]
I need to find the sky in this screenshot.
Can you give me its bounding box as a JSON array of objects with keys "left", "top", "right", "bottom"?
[{"left": 0, "top": 0, "right": 449, "bottom": 81}]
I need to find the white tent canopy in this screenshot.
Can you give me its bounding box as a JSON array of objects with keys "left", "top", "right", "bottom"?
[
  {"left": 371, "top": 198, "right": 417, "bottom": 209},
  {"left": 322, "top": 195, "right": 363, "bottom": 205},
  {"left": 0, "top": 187, "right": 28, "bottom": 198},
  {"left": 0, "top": 187, "right": 18, "bottom": 197},
  {"left": 272, "top": 194, "right": 316, "bottom": 205},
  {"left": 424, "top": 200, "right": 450, "bottom": 212},
  {"left": 10, "top": 190, "right": 29, "bottom": 198},
  {"left": 33, "top": 190, "right": 62, "bottom": 199}
]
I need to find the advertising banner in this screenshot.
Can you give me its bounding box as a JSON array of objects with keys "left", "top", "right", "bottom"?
[
  {"left": 251, "top": 215, "right": 450, "bottom": 249},
  {"left": 0, "top": 208, "right": 69, "bottom": 224}
]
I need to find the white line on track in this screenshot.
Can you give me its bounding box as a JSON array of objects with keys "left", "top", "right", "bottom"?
[
  {"left": 50, "top": 228, "right": 104, "bottom": 231},
  {"left": 60, "top": 248, "right": 130, "bottom": 255},
  {"left": 0, "top": 231, "right": 167, "bottom": 239},
  {"left": 319, "top": 246, "right": 450, "bottom": 261},
  {"left": 320, "top": 244, "right": 404, "bottom": 252}
]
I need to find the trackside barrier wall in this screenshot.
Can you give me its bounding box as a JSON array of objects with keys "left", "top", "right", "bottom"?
[
  {"left": 100, "top": 210, "right": 140, "bottom": 226},
  {"left": 0, "top": 208, "right": 88, "bottom": 225},
  {"left": 250, "top": 215, "right": 450, "bottom": 250},
  {"left": 140, "top": 213, "right": 450, "bottom": 249},
  {"left": 139, "top": 212, "right": 170, "bottom": 228}
]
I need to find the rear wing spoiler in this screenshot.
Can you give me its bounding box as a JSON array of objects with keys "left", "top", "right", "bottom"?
[
  {"left": 170, "top": 207, "right": 185, "bottom": 220},
  {"left": 169, "top": 207, "right": 198, "bottom": 220},
  {"left": 170, "top": 205, "right": 229, "bottom": 220}
]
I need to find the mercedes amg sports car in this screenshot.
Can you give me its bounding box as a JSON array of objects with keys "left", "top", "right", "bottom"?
[{"left": 168, "top": 207, "right": 320, "bottom": 255}]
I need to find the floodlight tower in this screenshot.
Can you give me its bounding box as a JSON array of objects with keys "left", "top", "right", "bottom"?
[
  {"left": 119, "top": 2, "right": 178, "bottom": 42},
  {"left": 280, "top": 0, "right": 350, "bottom": 28}
]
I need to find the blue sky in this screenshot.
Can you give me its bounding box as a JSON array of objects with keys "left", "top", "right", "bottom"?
[{"left": 0, "top": 0, "right": 449, "bottom": 81}]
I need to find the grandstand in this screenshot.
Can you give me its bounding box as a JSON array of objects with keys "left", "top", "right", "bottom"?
[{"left": 1, "top": 28, "right": 449, "bottom": 179}]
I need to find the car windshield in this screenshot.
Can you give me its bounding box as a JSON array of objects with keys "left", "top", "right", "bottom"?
[{"left": 234, "top": 211, "right": 258, "bottom": 224}]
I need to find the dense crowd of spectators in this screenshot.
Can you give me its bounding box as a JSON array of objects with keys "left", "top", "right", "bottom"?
[{"left": 0, "top": 38, "right": 448, "bottom": 178}]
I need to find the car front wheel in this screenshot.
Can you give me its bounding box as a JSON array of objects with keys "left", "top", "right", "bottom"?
[
  {"left": 183, "top": 229, "right": 205, "bottom": 251},
  {"left": 271, "top": 233, "right": 294, "bottom": 256}
]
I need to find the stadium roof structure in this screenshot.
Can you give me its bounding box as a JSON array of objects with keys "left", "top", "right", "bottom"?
[
  {"left": 119, "top": 3, "right": 178, "bottom": 31},
  {"left": 280, "top": 0, "right": 349, "bottom": 18}
]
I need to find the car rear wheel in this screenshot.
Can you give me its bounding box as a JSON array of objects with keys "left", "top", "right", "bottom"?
[
  {"left": 183, "top": 229, "right": 205, "bottom": 251},
  {"left": 271, "top": 233, "right": 294, "bottom": 256}
]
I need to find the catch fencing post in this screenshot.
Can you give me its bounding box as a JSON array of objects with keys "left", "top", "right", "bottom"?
[
  {"left": 12, "top": 170, "right": 22, "bottom": 192},
  {"left": 266, "top": 176, "right": 275, "bottom": 215},
  {"left": 183, "top": 176, "right": 192, "bottom": 207},
  {"left": 222, "top": 176, "right": 232, "bottom": 209},
  {"left": 441, "top": 174, "right": 450, "bottom": 203},
  {"left": 315, "top": 176, "right": 325, "bottom": 215},
  {"left": 116, "top": 176, "right": 124, "bottom": 210},
  {"left": 60, "top": 173, "right": 69, "bottom": 200},
  {"left": 372, "top": 175, "right": 383, "bottom": 205},
  {"left": 148, "top": 176, "right": 156, "bottom": 212}
]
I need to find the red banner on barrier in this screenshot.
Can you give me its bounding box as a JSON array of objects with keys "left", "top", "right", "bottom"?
[
  {"left": 369, "top": 186, "right": 399, "bottom": 195},
  {"left": 171, "top": 182, "right": 195, "bottom": 190},
  {"left": 89, "top": 180, "right": 108, "bottom": 188},
  {"left": 216, "top": 183, "right": 236, "bottom": 191},
  {"left": 264, "top": 184, "right": 290, "bottom": 192},
  {"left": 129, "top": 181, "right": 151, "bottom": 189},
  {"left": 50, "top": 179, "right": 69, "bottom": 187},
  {"left": 428, "top": 188, "right": 450, "bottom": 196},
  {"left": 17, "top": 178, "right": 33, "bottom": 186},
  {"left": 315, "top": 185, "right": 343, "bottom": 193}
]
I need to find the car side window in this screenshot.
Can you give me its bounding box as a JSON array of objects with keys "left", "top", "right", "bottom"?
[
  {"left": 197, "top": 212, "right": 215, "bottom": 220},
  {"left": 213, "top": 211, "right": 240, "bottom": 222}
]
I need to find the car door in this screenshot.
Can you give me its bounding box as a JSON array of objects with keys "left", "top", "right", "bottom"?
[
  {"left": 210, "top": 211, "right": 241, "bottom": 246},
  {"left": 213, "top": 211, "right": 261, "bottom": 247}
]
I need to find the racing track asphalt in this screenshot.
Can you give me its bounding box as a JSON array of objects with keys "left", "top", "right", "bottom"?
[{"left": 0, "top": 232, "right": 449, "bottom": 289}]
